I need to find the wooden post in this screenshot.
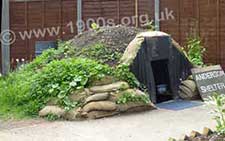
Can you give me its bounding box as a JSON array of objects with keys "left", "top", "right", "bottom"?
[
  {"left": 154, "top": 0, "right": 160, "bottom": 31},
  {"left": 1, "top": 0, "right": 10, "bottom": 75}
]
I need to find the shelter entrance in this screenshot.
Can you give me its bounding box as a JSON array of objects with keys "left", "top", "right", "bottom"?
[
  {"left": 129, "top": 32, "right": 192, "bottom": 104},
  {"left": 151, "top": 59, "right": 173, "bottom": 103}
]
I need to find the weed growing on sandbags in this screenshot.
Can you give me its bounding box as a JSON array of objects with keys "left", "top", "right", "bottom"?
[
  {"left": 25, "top": 58, "right": 113, "bottom": 115},
  {"left": 116, "top": 91, "right": 150, "bottom": 104},
  {"left": 114, "top": 65, "right": 140, "bottom": 88}
]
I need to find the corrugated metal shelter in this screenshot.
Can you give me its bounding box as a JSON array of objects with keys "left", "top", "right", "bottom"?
[{"left": 121, "top": 31, "right": 193, "bottom": 103}]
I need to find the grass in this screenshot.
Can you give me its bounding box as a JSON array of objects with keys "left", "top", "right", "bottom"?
[{"left": 0, "top": 70, "right": 35, "bottom": 119}]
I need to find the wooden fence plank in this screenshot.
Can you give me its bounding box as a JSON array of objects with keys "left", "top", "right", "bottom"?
[{"left": 2, "top": 0, "right": 225, "bottom": 71}]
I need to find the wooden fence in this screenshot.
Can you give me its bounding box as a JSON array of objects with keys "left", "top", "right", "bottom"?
[{"left": 1, "top": 0, "right": 225, "bottom": 71}]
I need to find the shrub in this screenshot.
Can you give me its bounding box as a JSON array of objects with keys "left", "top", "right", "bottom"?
[
  {"left": 183, "top": 37, "right": 206, "bottom": 66},
  {"left": 208, "top": 94, "right": 225, "bottom": 135}
]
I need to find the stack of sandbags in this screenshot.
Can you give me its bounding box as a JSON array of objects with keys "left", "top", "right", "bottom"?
[
  {"left": 39, "top": 81, "right": 156, "bottom": 120},
  {"left": 178, "top": 76, "right": 201, "bottom": 100}
]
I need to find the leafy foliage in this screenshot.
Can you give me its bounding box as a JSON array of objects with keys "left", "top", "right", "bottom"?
[
  {"left": 208, "top": 94, "right": 225, "bottom": 135},
  {"left": 26, "top": 58, "right": 112, "bottom": 115},
  {"left": 114, "top": 64, "right": 140, "bottom": 88},
  {"left": 0, "top": 58, "right": 114, "bottom": 117},
  {"left": 45, "top": 114, "right": 61, "bottom": 121},
  {"left": 144, "top": 21, "right": 155, "bottom": 31},
  {"left": 0, "top": 41, "right": 140, "bottom": 119},
  {"left": 24, "top": 40, "right": 74, "bottom": 71},
  {"left": 0, "top": 69, "right": 34, "bottom": 119},
  {"left": 183, "top": 37, "right": 205, "bottom": 66},
  {"left": 91, "top": 23, "right": 100, "bottom": 31},
  {"left": 75, "top": 43, "right": 122, "bottom": 65},
  {"left": 116, "top": 91, "right": 150, "bottom": 104}
]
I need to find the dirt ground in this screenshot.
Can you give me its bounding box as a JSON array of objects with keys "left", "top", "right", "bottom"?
[{"left": 0, "top": 100, "right": 215, "bottom": 141}]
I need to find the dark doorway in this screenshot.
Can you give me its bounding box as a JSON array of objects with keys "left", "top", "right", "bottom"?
[{"left": 151, "top": 59, "right": 173, "bottom": 103}]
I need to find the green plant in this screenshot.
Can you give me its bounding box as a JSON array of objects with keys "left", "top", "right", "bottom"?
[
  {"left": 0, "top": 69, "right": 34, "bottom": 119},
  {"left": 116, "top": 91, "right": 150, "bottom": 104},
  {"left": 25, "top": 40, "right": 76, "bottom": 71},
  {"left": 57, "top": 40, "right": 75, "bottom": 58},
  {"left": 45, "top": 114, "right": 61, "bottom": 121},
  {"left": 25, "top": 58, "right": 113, "bottom": 115},
  {"left": 91, "top": 23, "right": 100, "bottom": 31},
  {"left": 168, "top": 138, "right": 176, "bottom": 141},
  {"left": 75, "top": 43, "right": 122, "bottom": 65},
  {"left": 144, "top": 20, "right": 155, "bottom": 31},
  {"left": 0, "top": 41, "right": 141, "bottom": 119},
  {"left": 208, "top": 93, "right": 225, "bottom": 135},
  {"left": 183, "top": 37, "right": 206, "bottom": 66},
  {"left": 114, "top": 64, "right": 140, "bottom": 88},
  {"left": 0, "top": 57, "right": 114, "bottom": 118}
]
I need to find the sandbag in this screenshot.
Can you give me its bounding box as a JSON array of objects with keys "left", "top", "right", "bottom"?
[
  {"left": 85, "top": 93, "right": 110, "bottom": 103},
  {"left": 86, "top": 111, "right": 119, "bottom": 119},
  {"left": 83, "top": 101, "right": 117, "bottom": 113},
  {"left": 181, "top": 80, "right": 197, "bottom": 93},
  {"left": 63, "top": 108, "right": 83, "bottom": 121},
  {"left": 179, "top": 85, "right": 199, "bottom": 100},
  {"left": 89, "top": 81, "right": 129, "bottom": 93},
  {"left": 39, "top": 106, "right": 65, "bottom": 117},
  {"left": 69, "top": 90, "right": 88, "bottom": 102},
  {"left": 118, "top": 102, "right": 156, "bottom": 112}
]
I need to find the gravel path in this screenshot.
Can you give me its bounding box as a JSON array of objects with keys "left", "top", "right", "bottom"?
[{"left": 0, "top": 100, "right": 215, "bottom": 141}]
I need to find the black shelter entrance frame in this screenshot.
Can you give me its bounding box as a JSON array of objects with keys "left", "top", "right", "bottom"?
[{"left": 130, "top": 36, "right": 192, "bottom": 104}]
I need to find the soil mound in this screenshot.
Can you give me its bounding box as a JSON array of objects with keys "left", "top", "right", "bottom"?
[{"left": 72, "top": 25, "right": 146, "bottom": 54}]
